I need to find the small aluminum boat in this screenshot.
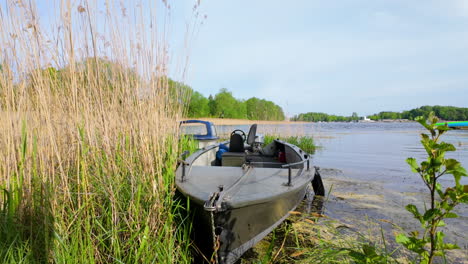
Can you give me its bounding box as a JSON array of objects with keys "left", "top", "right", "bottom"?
[{"left": 176, "top": 123, "right": 324, "bottom": 264}]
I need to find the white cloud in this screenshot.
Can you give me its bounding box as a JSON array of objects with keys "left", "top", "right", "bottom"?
[{"left": 186, "top": 0, "right": 468, "bottom": 115}]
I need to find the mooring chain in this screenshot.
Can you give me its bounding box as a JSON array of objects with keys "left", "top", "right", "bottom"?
[
  {"left": 204, "top": 190, "right": 221, "bottom": 264},
  {"left": 210, "top": 210, "right": 220, "bottom": 264}
]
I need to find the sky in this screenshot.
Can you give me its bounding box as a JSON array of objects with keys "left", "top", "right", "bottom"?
[
  {"left": 176, "top": 0, "right": 468, "bottom": 117},
  {"left": 3, "top": 0, "right": 468, "bottom": 117}
]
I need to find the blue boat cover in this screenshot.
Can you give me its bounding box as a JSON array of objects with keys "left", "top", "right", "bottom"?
[{"left": 180, "top": 120, "right": 219, "bottom": 140}]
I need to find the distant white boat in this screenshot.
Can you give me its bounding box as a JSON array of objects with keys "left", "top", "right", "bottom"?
[{"left": 359, "top": 116, "right": 375, "bottom": 122}]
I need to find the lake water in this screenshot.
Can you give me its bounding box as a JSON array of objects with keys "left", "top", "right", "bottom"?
[
  {"left": 218, "top": 122, "right": 468, "bottom": 188},
  {"left": 217, "top": 122, "right": 468, "bottom": 259}
]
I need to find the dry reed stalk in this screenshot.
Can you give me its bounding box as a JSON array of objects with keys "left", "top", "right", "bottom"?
[{"left": 0, "top": 0, "right": 197, "bottom": 262}]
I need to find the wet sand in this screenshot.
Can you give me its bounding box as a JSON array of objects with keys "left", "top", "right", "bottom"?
[
  {"left": 243, "top": 169, "right": 467, "bottom": 263},
  {"left": 320, "top": 168, "right": 468, "bottom": 263}
]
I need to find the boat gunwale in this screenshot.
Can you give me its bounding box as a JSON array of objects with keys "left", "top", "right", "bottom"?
[
  {"left": 180, "top": 139, "right": 309, "bottom": 181},
  {"left": 176, "top": 139, "right": 314, "bottom": 209},
  {"left": 176, "top": 170, "right": 313, "bottom": 209}
]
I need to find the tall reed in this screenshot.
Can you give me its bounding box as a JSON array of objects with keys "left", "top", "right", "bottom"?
[{"left": 0, "top": 1, "right": 194, "bottom": 263}]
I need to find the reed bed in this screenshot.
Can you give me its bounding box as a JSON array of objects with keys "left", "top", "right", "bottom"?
[{"left": 0, "top": 1, "right": 194, "bottom": 263}]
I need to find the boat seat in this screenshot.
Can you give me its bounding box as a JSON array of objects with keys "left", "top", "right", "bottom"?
[
  {"left": 229, "top": 133, "right": 245, "bottom": 152},
  {"left": 222, "top": 132, "right": 247, "bottom": 166},
  {"left": 222, "top": 152, "right": 246, "bottom": 167}
]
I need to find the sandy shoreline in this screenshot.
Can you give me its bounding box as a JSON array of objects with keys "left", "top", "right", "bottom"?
[
  {"left": 180, "top": 118, "right": 418, "bottom": 126},
  {"left": 180, "top": 118, "right": 310, "bottom": 125}
]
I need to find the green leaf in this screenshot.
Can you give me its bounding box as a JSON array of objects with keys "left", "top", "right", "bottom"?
[
  {"left": 396, "top": 233, "right": 410, "bottom": 244},
  {"left": 437, "top": 220, "right": 446, "bottom": 227},
  {"left": 405, "top": 204, "right": 423, "bottom": 224},
  {"left": 460, "top": 193, "right": 468, "bottom": 203},
  {"left": 445, "top": 159, "right": 460, "bottom": 171},
  {"left": 435, "top": 182, "right": 443, "bottom": 192},
  {"left": 436, "top": 125, "right": 450, "bottom": 132},
  {"left": 440, "top": 200, "right": 450, "bottom": 210},
  {"left": 447, "top": 188, "right": 458, "bottom": 201},
  {"left": 416, "top": 116, "right": 431, "bottom": 130},
  {"left": 437, "top": 142, "right": 455, "bottom": 152},
  {"left": 430, "top": 157, "right": 443, "bottom": 168},
  {"left": 443, "top": 243, "right": 460, "bottom": 250},
  {"left": 445, "top": 212, "right": 458, "bottom": 218},
  {"left": 453, "top": 166, "right": 467, "bottom": 178},
  {"left": 420, "top": 133, "right": 430, "bottom": 140},
  {"left": 435, "top": 231, "right": 445, "bottom": 245},
  {"left": 423, "top": 209, "right": 440, "bottom": 221},
  {"left": 406, "top": 158, "right": 420, "bottom": 172}
]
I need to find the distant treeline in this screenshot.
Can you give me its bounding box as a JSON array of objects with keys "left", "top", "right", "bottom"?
[
  {"left": 169, "top": 80, "right": 285, "bottom": 120},
  {"left": 0, "top": 61, "right": 285, "bottom": 121},
  {"left": 291, "top": 112, "right": 360, "bottom": 122},
  {"left": 368, "top": 106, "right": 468, "bottom": 121},
  {"left": 291, "top": 106, "right": 468, "bottom": 122}
]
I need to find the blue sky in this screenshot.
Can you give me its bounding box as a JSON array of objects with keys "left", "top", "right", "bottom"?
[
  {"left": 5, "top": 0, "right": 468, "bottom": 117},
  {"left": 177, "top": 0, "right": 468, "bottom": 116}
]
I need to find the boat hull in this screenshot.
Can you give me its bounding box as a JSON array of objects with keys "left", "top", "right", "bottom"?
[
  {"left": 176, "top": 137, "right": 320, "bottom": 263},
  {"left": 189, "top": 181, "right": 309, "bottom": 264}
]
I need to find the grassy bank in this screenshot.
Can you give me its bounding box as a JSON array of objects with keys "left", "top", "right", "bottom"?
[
  {"left": 0, "top": 1, "right": 193, "bottom": 263},
  {"left": 241, "top": 211, "right": 408, "bottom": 264}
]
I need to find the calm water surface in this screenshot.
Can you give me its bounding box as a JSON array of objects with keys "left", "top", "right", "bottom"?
[
  {"left": 217, "top": 122, "right": 468, "bottom": 254},
  {"left": 218, "top": 122, "right": 468, "bottom": 190}
]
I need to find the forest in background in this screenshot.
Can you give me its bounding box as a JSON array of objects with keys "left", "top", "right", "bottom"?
[
  {"left": 169, "top": 80, "right": 285, "bottom": 121},
  {"left": 292, "top": 106, "right": 468, "bottom": 122},
  {"left": 291, "top": 112, "right": 360, "bottom": 122},
  {"left": 3, "top": 63, "right": 463, "bottom": 123},
  {"left": 0, "top": 62, "right": 285, "bottom": 121},
  {"left": 367, "top": 106, "right": 468, "bottom": 121}
]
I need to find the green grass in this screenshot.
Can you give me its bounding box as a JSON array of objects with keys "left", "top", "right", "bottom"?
[
  {"left": 0, "top": 1, "right": 197, "bottom": 263},
  {"left": 264, "top": 135, "right": 317, "bottom": 154},
  {"left": 241, "top": 215, "right": 405, "bottom": 264},
  {"left": 0, "top": 130, "right": 196, "bottom": 264}
]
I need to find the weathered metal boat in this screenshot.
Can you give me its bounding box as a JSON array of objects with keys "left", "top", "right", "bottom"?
[{"left": 176, "top": 123, "right": 324, "bottom": 264}]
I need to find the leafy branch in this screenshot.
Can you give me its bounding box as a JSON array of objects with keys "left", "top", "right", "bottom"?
[{"left": 397, "top": 112, "right": 468, "bottom": 264}]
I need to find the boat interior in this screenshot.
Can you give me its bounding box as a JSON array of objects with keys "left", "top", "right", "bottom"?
[{"left": 190, "top": 124, "right": 306, "bottom": 169}]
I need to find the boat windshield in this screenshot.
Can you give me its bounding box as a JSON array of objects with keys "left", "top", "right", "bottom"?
[{"left": 180, "top": 123, "right": 208, "bottom": 136}]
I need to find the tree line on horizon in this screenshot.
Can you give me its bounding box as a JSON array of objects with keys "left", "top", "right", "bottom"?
[
  {"left": 291, "top": 112, "right": 360, "bottom": 122},
  {"left": 169, "top": 80, "right": 285, "bottom": 121},
  {"left": 292, "top": 106, "right": 468, "bottom": 122},
  {"left": 367, "top": 105, "right": 468, "bottom": 121},
  {"left": 1, "top": 60, "right": 285, "bottom": 121},
  {"left": 6, "top": 62, "right": 463, "bottom": 122}
]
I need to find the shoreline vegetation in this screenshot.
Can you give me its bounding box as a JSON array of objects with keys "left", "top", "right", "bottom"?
[
  {"left": 1, "top": 1, "right": 195, "bottom": 263},
  {"left": 292, "top": 106, "right": 468, "bottom": 122},
  {"left": 174, "top": 81, "right": 286, "bottom": 121}
]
